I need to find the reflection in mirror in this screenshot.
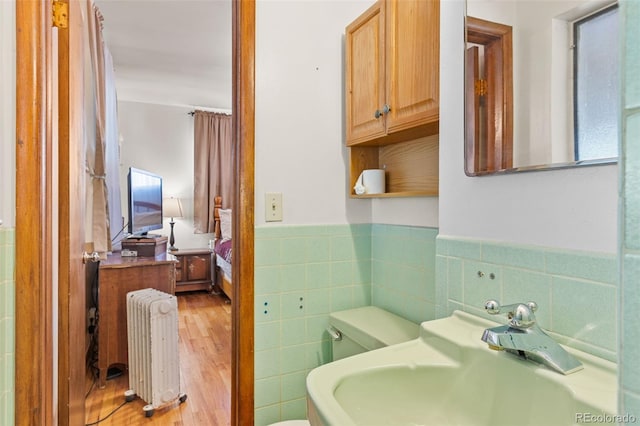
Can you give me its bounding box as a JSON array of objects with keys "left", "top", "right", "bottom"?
[
  {"left": 464, "top": 0, "right": 619, "bottom": 176},
  {"left": 465, "top": 16, "right": 513, "bottom": 173}
]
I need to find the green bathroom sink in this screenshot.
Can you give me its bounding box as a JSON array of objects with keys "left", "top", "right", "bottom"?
[{"left": 306, "top": 311, "right": 617, "bottom": 426}]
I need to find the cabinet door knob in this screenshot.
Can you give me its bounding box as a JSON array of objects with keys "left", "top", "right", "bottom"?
[
  {"left": 374, "top": 109, "right": 382, "bottom": 118},
  {"left": 383, "top": 104, "right": 391, "bottom": 114}
]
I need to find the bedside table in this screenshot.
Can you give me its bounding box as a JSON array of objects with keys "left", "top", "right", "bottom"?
[{"left": 172, "top": 248, "right": 214, "bottom": 293}]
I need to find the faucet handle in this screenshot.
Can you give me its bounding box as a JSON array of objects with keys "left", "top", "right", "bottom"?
[{"left": 484, "top": 300, "right": 538, "bottom": 329}]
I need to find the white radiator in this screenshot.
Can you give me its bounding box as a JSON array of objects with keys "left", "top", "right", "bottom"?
[{"left": 126, "top": 288, "right": 186, "bottom": 416}]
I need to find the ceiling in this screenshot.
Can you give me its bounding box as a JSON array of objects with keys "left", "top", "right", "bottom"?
[{"left": 95, "top": 0, "right": 232, "bottom": 110}]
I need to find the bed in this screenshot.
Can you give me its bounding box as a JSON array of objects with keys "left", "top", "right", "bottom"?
[{"left": 213, "top": 196, "right": 233, "bottom": 300}]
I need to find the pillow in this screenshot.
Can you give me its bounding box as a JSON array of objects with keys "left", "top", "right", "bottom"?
[{"left": 219, "top": 209, "right": 232, "bottom": 241}]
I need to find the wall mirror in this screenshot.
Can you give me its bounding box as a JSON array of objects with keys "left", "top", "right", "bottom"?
[{"left": 464, "top": 0, "right": 619, "bottom": 176}]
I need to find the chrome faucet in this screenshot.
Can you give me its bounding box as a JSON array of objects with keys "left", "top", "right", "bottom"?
[{"left": 481, "top": 300, "right": 583, "bottom": 375}]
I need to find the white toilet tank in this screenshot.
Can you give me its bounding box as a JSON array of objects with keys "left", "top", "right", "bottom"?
[{"left": 327, "top": 306, "right": 419, "bottom": 361}]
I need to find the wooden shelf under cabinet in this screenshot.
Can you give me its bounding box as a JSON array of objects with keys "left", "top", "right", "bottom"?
[
  {"left": 172, "top": 248, "right": 214, "bottom": 293},
  {"left": 349, "top": 135, "right": 439, "bottom": 197}
]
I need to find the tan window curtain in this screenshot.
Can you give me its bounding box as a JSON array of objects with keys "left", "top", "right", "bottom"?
[
  {"left": 193, "top": 111, "right": 233, "bottom": 234},
  {"left": 87, "top": 2, "right": 118, "bottom": 254}
]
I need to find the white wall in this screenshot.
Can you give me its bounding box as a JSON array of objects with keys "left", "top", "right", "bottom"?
[
  {"left": 0, "top": 2, "right": 15, "bottom": 228},
  {"left": 255, "top": 0, "right": 439, "bottom": 228},
  {"left": 117, "top": 101, "right": 214, "bottom": 249},
  {"left": 440, "top": 0, "right": 618, "bottom": 254}
]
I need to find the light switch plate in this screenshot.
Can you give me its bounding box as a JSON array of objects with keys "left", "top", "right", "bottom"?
[{"left": 265, "top": 192, "right": 283, "bottom": 222}]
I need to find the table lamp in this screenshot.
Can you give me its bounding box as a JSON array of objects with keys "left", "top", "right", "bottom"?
[{"left": 164, "top": 197, "right": 183, "bottom": 251}]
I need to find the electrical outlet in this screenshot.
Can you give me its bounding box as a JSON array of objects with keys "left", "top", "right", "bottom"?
[{"left": 265, "top": 192, "right": 283, "bottom": 222}]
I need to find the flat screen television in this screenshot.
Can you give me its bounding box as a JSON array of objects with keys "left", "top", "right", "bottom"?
[{"left": 127, "top": 167, "right": 163, "bottom": 237}]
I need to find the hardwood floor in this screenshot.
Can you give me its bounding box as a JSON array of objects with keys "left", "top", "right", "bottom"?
[{"left": 84, "top": 291, "right": 232, "bottom": 425}]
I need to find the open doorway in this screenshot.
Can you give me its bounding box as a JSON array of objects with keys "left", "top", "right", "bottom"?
[{"left": 13, "top": 1, "right": 254, "bottom": 424}]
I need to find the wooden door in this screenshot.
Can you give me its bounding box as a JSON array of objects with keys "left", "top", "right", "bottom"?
[
  {"left": 385, "top": 0, "right": 439, "bottom": 134},
  {"left": 15, "top": 1, "right": 87, "bottom": 424},
  {"left": 57, "top": 1, "right": 89, "bottom": 423},
  {"left": 345, "top": 0, "right": 386, "bottom": 145}
]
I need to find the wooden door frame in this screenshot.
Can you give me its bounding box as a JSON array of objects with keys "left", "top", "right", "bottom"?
[
  {"left": 15, "top": 1, "right": 54, "bottom": 424},
  {"left": 232, "top": 1, "right": 255, "bottom": 424},
  {"left": 14, "top": 1, "right": 256, "bottom": 424}
]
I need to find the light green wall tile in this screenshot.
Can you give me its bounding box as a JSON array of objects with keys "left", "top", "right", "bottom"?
[
  {"left": 281, "top": 398, "right": 307, "bottom": 421},
  {"left": 444, "top": 235, "right": 617, "bottom": 358},
  {"left": 545, "top": 250, "right": 617, "bottom": 284},
  {"left": 254, "top": 404, "right": 280, "bottom": 426},
  {"left": 305, "top": 237, "right": 330, "bottom": 262},
  {"left": 280, "top": 292, "right": 305, "bottom": 319},
  {"left": 551, "top": 277, "right": 616, "bottom": 351},
  {"left": 483, "top": 242, "right": 545, "bottom": 271},
  {"left": 352, "top": 284, "right": 371, "bottom": 307},
  {"left": 447, "top": 257, "right": 463, "bottom": 302},
  {"left": 331, "top": 287, "right": 353, "bottom": 311},
  {"left": 255, "top": 348, "right": 281, "bottom": 379},
  {"left": 463, "top": 260, "right": 502, "bottom": 310},
  {"left": 306, "top": 263, "right": 331, "bottom": 289},
  {"left": 625, "top": 113, "right": 640, "bottom": 250},
  {"left": 255, "top": 238, "right": 281, "bottom": 266},
  {"left": 353, "top": 235, "right": 371, "bottom": 259},
  {"left": 331, "top": 261, "right": 352, "bottom": 286},
  {"left": 444, "top": 237, "right": 482, "bottom": 260},
  {"left": 305, "top": 289, "right": 330, "bottom": 315},
  {"left": 255, "top": 376, "right": 281, "bottom": 408},
  {"left": 305, "top": 340, "right": 331, "bottom": 369},
  {"left": 305, "top": 316, "right": 329, "bottom": 343},
  {"left": 255, "top": 295, "right": 280, "bottom": 323},
  {"left": 331, "top": 236, "right": 355, "bottom": 261},
  {"left": 0, "top": 228, "right": 15, "bottom": 426},
  {"left": 255, "top": 322, "right": 281, "bottom": 351},
  {"left": 622, "top": 254, "right": 640, "bottom": 393},
  {"left": 353, "top": 260, "right": 371, "bottom": 285},
  {"left": 281, "top": 264, "right": 306, "bottom": 292},
  {"left": 281, "top": 238, "right": 307, "bottom": 265},
  {"left": 623, "top": 392, "right": 640, "bottom": 422},
  {"left": 281, "top": 319, "right": 306, "bottom": 347},
  {"left": 255, "top": 266, "right": 281, "bottom": 295},
  {"left": 502, "top": 268, "right": 552, "bottom": 329},
  {"left": 280, "top": 345, "right": 307, "bottom": 374},
  {"left": 281, "top": 371, "right": 307, "bottom": 401}
]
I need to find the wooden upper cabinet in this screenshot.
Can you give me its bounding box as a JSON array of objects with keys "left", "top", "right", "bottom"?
[
  {"left": 345, "top": 1, "right": 386, "bottom": 144},
  {"left": 345, "top": 0, "right": 440, "bottom": 147}
]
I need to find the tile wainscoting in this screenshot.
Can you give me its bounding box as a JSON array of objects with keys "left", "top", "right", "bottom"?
[
  {"left": 254, "top": 225, "right": 620, "bottom": 424},
  {"left": 436, "top": 235, "right": 617, "bottom": 362},
  {"left": 0, "top": 227, "right": 15, "bottom": 426},
  {"left": 254, "top": 223, "right": 438, "bottom": 425}
]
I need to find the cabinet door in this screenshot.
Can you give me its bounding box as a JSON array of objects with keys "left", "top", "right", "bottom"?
[
  {"left": 186, "top": 255, "right": 211, "bottom": 281},
  {"left": 345, "top": 0, "right": 386, "bottom": 145},
  {"left": 385, "top": 0, "right": 439, "bottom": 133},
  {"left": 175, "top": 256, "right": 185, "bottom": 282}
]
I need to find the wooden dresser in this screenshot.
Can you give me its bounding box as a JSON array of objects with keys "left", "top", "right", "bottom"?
[{"left": 96, "top": 252, "right": 176, "bottom": 388}]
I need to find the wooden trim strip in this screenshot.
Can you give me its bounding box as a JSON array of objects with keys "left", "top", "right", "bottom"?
[
  {"left": 15, "top": 1, "right": 54, "bottom": 424},
  {"left": 232, "top": 0, "right": 255, "bottom": 424}
]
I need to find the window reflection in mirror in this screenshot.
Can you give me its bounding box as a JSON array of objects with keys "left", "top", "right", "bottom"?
[
  {"left": 574, "top": 4, "right": 619, "bottom": 161},
  {"left": 464, "top": 0, "right": 619, "bottom": 176}
]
